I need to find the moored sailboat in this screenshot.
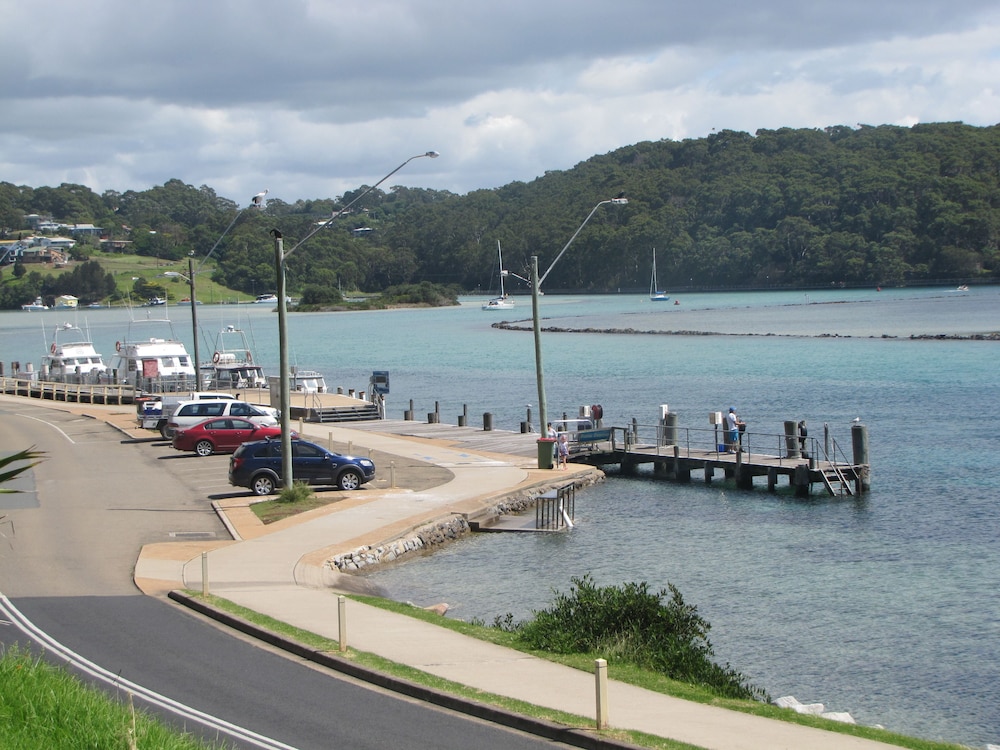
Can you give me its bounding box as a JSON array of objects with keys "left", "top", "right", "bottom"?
[
  {"left": 649, "top": 248, "right": 670, "bottom": 302},
  {"left": 482, "top": 241, "right": 515, "bottom": 311}
]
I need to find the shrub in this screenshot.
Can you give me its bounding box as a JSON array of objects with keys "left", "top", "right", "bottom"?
[
  {"left": 509, "top": 575, "right": 767, "bottom": 701},
  {"left": 277, "top": 481, "right": 313, "bottom": 504}
]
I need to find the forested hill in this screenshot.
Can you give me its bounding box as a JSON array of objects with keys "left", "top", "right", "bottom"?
[{"left": 2, "top": 122, "right": 998, "bottom": 298}]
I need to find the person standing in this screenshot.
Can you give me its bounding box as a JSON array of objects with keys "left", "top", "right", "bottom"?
[
  {"left": 557, "top": 433, "right": 570, "bottom": 469},
  {"left": 547, "top": 422, "right": 558, "bottom": 464},
  {"left": 726, "top": 407, "right": 744, "bottom": 453}
]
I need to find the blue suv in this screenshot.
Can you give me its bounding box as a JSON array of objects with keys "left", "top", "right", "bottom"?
[{"left": 229, "top": 438, "right": 376, "bottom": 496}]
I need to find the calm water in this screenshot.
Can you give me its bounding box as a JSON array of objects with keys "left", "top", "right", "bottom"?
[{"left": 2, "top": 286, "right": 998, "bottom": 747}]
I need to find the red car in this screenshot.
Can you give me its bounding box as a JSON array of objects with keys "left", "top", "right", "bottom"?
[{"left": 171, "top": 417, "right": 294, "bottom": 456}]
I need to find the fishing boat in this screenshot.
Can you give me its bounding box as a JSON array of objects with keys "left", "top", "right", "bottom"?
[
  {"left": 41, "top": 322, "right": 109, "bottom": 383},
  {"left": 482, "top": 241, "right": 515, "bottom": 311},
  {"left": 201, "top": 325, "right": 268, "bottom": 390},
  {"left": 21, "top": 296, "right": 49, "bottom": 311},
  {"left": 109, "top": 315, "right": 197, "bottom": 392},
  {"left": 649, "top": 248, "right": 670, "bottom": 302}
]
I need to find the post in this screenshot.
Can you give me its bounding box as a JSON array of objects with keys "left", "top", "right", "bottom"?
[
  {"left": 201, "top": 551, "right": 209, "bottom": 596},
  {"left": 594, "top": 658, "right": 609, "bottom": 729},
  {"left": 784, "top": 420, "right": 800, "bottom": 459},
  {"left": 188, "top": 256, "right": 200, "bottom": 383},
  {"left": 338, "top": 595, "right": 348, "bottom": 652},
  {"left": 531, "top": 255, "right": 549, "bottom": 467},
  {"left": 852, "top": 422, "right": 870, "bottom": 493},
  {"left": 274, "top": 231, "right": 293, "bottom": 489}
]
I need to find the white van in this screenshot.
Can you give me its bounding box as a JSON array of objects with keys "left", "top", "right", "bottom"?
[{"left": 165, "top": 399, "right": 279, "bottom": 438}]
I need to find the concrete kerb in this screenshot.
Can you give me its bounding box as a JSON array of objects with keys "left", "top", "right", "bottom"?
[{"left": 167, "top": 590, "right": 645, "bottom": 750}]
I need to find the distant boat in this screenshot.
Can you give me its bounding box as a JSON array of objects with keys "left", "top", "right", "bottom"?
[
  {"left": 649, "top": 249, "right": 670, "bottom": 302},
  {"left": 144, "top": 296, "right": 166, "bottom": 307},
  {"left": 482, "top": 241, "right": 515, "bottom": 311},
  {"left": 956, "top": 284, "right": 969, "bottom": 291},
  {"left": 21, "top": 296, "right": 48, "bottom": 311}
]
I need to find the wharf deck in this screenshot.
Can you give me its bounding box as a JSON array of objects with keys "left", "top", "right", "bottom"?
[
  {"left": 572, "top": 434, "right": 868, "bottom": 497},
  {"left": 341, "top": 420, "right": 869, "bottom": 498}
]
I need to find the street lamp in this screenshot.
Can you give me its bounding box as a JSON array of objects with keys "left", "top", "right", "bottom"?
[
  {"left": 530, "top": 196, "right": 628, "bottom": 465},
  {"left": 162, "top": 193, "right": 267, "bottom": 387},
  {"left": 271, "top": 151, "right": 439, "bottom": 489}
]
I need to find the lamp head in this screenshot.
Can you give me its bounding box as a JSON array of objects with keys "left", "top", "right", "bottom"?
[
  {"left": 425, "top": 151, "right": 440, "bottom": 159},
  {"left": 611, "top": 192, "right": 628, "bottom": 205}
]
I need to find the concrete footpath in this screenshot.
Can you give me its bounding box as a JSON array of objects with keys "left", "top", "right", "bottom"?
[{"left": 126, "top": 416, "right": 910, "bottom": 750}]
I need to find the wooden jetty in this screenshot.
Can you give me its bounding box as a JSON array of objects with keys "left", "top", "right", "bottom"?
[
  {"left": 327, "top": 414, "right": 870, "bottom": 498},
  {"left": 570, "top": 423, "right": 870, "bottom": 498}
]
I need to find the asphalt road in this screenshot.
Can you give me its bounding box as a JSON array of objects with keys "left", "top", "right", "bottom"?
[{"left": 0, "top": 400, "right": 569, "bottom": 750}]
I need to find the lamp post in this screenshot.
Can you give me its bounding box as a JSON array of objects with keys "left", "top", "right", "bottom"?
[
  {"left": 271, "top": 151, "right": 439, "bottom": 489},
  {"left": 162, "top": 193, "right": 267, "bottom": 388},
  {"left": 162, "top": 256, "right": 203, "bottom": 383},
  {"left": 529, "top": 196, "right": 628, "bottom": 463}
]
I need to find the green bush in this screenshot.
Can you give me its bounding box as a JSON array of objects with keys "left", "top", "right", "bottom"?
[
  {"left": 277, "top": 481, "right": 313, "bottom": 504},
  {"left": 506, "top": 575, "right": 767, "bottom": 701}
]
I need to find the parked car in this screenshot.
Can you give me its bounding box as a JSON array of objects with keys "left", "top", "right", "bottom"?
[
  {"left": 165, "top": 399, "right": 278, "bottom": 438},
  {"left": 171, "top": 417, "right": 295, "bottom": 456},
  {"left": 229, "top": 438, "right": 376, "bottom": 495}
]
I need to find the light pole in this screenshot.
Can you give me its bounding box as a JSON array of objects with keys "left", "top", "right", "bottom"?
[
  {"left": 162, "top": 192, "right": 267, "bottom": 388},
  {"left": 529, "top": 196, "right": 628, "bottom": 464},
  {"left": 271, "top": 151, "right": 439, "bottom": 489},
  {"left": 161, "top": 256, "right": 203, "bottom": 383}
]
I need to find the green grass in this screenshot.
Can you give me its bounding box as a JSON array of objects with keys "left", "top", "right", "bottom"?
[
  {"left": 0, "top": 645, "right": 227, "bottom": 749},
  {"left": 192, "top": 592, "right": 970, "bottom": 750}
]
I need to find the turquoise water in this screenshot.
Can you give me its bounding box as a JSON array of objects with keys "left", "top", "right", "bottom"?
[{"left": 2, "top": 286, "right": 998, "bottom": 746}]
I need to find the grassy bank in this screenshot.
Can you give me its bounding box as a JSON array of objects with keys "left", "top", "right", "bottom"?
[{"left": 0, "top": 645, "right": 225, "bottom": 749}]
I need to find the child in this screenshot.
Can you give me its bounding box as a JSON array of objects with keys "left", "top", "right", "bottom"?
[{"left": 557, "top": 433, "right": 569, "bottom": 469}]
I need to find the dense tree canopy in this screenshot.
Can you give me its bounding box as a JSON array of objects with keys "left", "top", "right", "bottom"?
[{"left": 2, "top": 122, "right": 997, "bottom": 302}]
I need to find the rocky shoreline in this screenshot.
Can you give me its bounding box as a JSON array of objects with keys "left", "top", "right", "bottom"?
[{"left": 492, "top": 321, "right": 1000, "bottom": 340}]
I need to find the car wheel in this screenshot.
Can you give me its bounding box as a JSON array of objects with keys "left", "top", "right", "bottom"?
[
  {"left": 251, "top": 474, "right": 276, "bottom": 496},
  {"left": 195, "top": 440, "right": 214, "bottom": 457},
  {"left": 159, "top": 423, "right": 173, "bottom": 440},
  {"left": 337, "top": 469, "right": 362, "bottom": 491}
]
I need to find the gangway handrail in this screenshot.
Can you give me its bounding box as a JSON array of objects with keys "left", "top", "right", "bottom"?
[{"left": 604, "top": 422, "right": 857, "bottom": 469}]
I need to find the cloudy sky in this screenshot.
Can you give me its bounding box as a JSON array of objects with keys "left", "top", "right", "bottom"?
[{"left": 2, "top": 0, "right": 998, "bottom": 205}]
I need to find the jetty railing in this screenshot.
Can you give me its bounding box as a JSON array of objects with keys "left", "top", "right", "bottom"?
[
  {"left": 594, "top": 423, "right": 857, "bottom": 470},
  {"left": 1, "top": 375, "right": 136, "bottom": 405}
]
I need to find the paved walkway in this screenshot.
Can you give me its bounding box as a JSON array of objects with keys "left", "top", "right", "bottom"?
[{"left": 128, "top": 417, "right": 903, "bottom": 750}]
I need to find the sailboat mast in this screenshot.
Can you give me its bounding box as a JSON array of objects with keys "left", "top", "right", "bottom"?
[{"left": 498, "top": 240, "right": 505, "bottom": 297}]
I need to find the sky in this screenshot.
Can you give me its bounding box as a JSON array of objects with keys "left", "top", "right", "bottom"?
[{"left": 2, "top": 0, "right": 998, "bottom": 206}]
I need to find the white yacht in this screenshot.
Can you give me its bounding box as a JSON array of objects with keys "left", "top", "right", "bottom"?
[
  {"left": 109, "top": 316, "right": 197, "bottom": 392},
  {"left": 201, "top": 325, "right": 268, "bottom": 390},
  {"left": 41, "top": 322, "right": 109, "bottom": 383},
  {"left": 21, "top": 296, "right": 49, "bottom": 311}
]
